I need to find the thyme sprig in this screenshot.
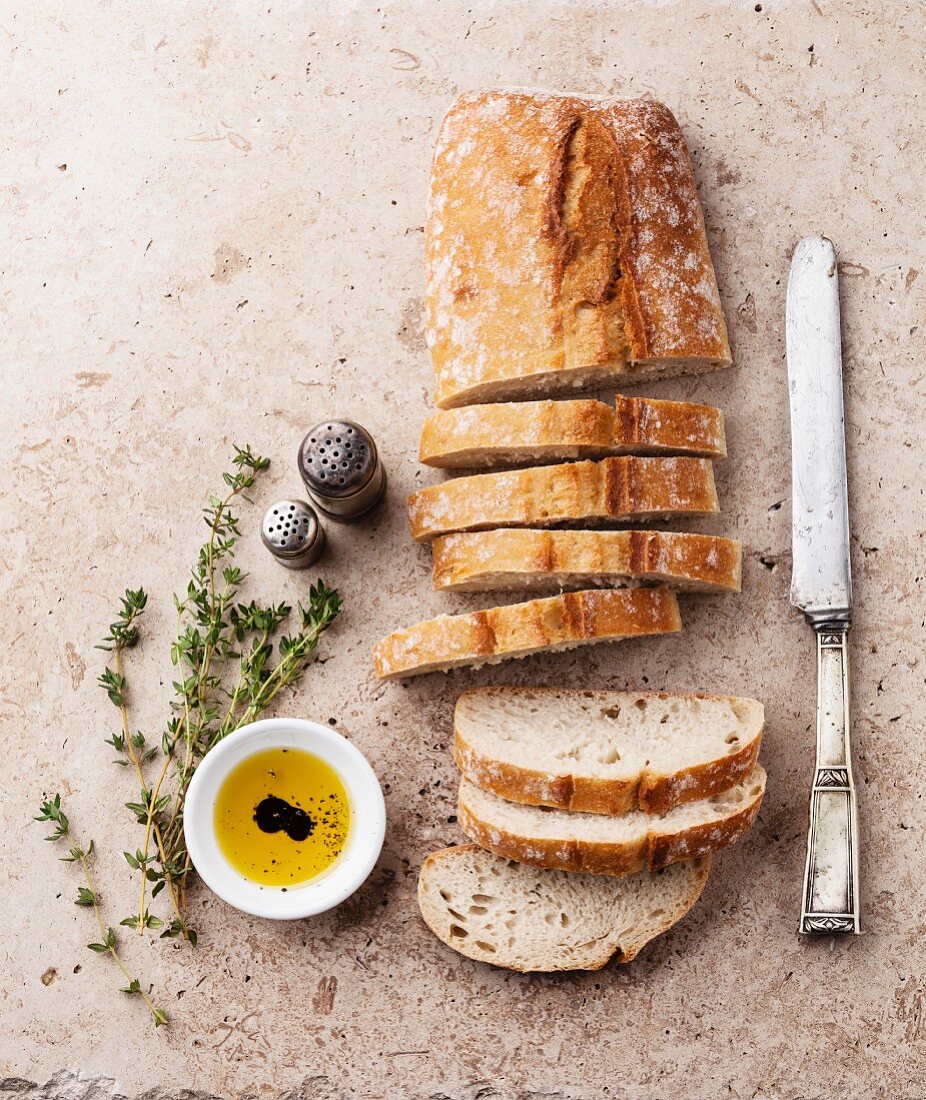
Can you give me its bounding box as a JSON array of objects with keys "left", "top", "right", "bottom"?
[
  {"left": 94, "top": 445, "right": 341, "bottom": 937},
  {"left": 34, "top": 796, "right": 168, "bottom": 1027},
  {"left": 97, "top": 587, "right": 184, "bottom": 934},
  {"left": 162, "top": 581, "right": 343, "bottom": 908},
  {"left": 38, "top": 446, "right": 342, "bottom": 1027}
]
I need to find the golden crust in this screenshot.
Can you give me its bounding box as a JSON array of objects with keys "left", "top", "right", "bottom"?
[
  {"left": 452, "top": 688, "right": 763, "bottom": 816},
  {"left": 427, "top": 90, "right": 731, "bottom": 409},
  {"left": 430, "top": 529, "right": 742, "bottom": 593},
  {"left": 418, "top": 396, "right": 726, "bottom": 468},
  {"left": 611, "top": 396, "right": 726, "bottom": 459},
  {"left": 599, "top": 100, "right": 730, "bottom": 365},
  {"left": 419, "top": 400, "right": 613, "bottom": 467},
  {"left": 457, "top": 768, "right": 766, "bottom": 877},
  {"left": 408, "top": 456, "right": 718, "bottom": 542},
  {"left": 372, "top": 587, "right": 681, "bottom": 680}
]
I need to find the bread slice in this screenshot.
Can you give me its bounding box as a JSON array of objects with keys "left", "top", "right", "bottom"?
[
  {"left": 457, "top": 766, "right": 766, "bottom": 876},
  {"left": 431, "top": 529, "right": 742, "bottom": 594},
  {"left": 372, "top": 587, "right": 681, "bottom": 680},
  {"left": 418, "top": 843, "right": 711, "bottom": 972},
  {"left": 419, "top": 397, "right": 726, "bottom": 468},
  {"left": 454, "top": 688, "right": 763, "bottom": 815},
  {"left": 408, "top": 456, "right": 718, "bottom": 542},
  {"left": 427, "top": 91, "right": 731, "bottom": 408}
]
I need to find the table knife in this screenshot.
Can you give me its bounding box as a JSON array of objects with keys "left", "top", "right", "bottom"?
[{"left": 787, "top": 235, "right": 860, "bottom": 936}]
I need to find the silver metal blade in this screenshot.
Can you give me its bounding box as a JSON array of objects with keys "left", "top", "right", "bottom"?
[{"left": 787, "top": 236, "right": 852, "bottom": 622}]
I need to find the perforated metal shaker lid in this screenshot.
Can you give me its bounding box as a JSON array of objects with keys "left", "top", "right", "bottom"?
[
  {"left": 260, "top": 499, "right": 325, "bottom": 569},
  {"left": 297, "top": 420, "right": 386, "bottom": 519}
]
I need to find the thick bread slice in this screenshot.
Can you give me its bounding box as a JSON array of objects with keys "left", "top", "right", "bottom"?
[
  {"left": 432, "top": 529, "right": 742, "bottom": 594},
  {"left": 372, "top": 587, "right": 681, "bottom": 680},
  {"left": 419, "top": 397, "right": 726, "bottom": 468},
  {"left": 427, "top": 91, "right": 730, "bottom": 408},
  {"left": 457, "top": 766, "right": 766, "bottom": 876},
  {"left": 454, "top": 688, "right": 763, "bottom": 815},
  {"left": 408, "top": 456, "right": 718, "bottom": 542},
  {"left": 418, "top": 844, "right": 711, "bottom": 972}
]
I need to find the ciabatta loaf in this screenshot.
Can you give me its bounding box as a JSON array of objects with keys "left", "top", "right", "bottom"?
[
  {"left": 454, "top": 688, "right": 763, "bottom": 815},
  {"left": 408, "top": 456, "right": 718, "bottom": 542},
  {"left": 419, "top": 396, "right": 726, "bottom": 468},
  {"left": 431, "top": 529, "right": 741, "bottom": 594},
  {"left": 457, "top": 767, "right": 766, "bottom": 876},
  {"left": 427, "top": 91, "right": 731, "bottom": 408},
  {"left": 372, "top": 587, "right": 680, "bottom": 680},
  {"left": 418, "top": 844, "right": 711, "bottom": 972}
]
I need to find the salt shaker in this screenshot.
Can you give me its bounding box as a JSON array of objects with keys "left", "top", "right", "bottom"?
[
  {"left": 297, "top": 420, "right": 386, "bottom": 520},
  {"left": 260, "top": 500, "right": 326, "bottom": 569}
]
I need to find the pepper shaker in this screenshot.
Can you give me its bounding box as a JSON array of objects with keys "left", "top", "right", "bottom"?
[
  {"left": 297, "top": 420, "right": 386, "bottom": 520},
  {"left": 260, "top": 500, "right": 326, "bottom": 569}
]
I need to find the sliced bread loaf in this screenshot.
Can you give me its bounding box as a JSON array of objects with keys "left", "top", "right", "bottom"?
[
  {"left": 418, "top": 843, "right": 711, "bottom": 971},
  {"left": 373, "top": 587, "right": 681, "bottom": 680},
  {"left": 454, "top": 688, "right": 763, "bottom": 815},
  {"left": 408, "top": 456, "right": 718, "bottom": 541},
  {"left": 431, "top": 529, "right": 742, "bottom": 593},
  {"left": 457, "top": 766, "right": 766, "bottom": 876},
  {"left": 419, "top": 396, "right": 726, "bottom": 468}
]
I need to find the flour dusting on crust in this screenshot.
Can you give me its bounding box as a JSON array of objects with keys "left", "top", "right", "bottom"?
[{"left": 426, "top": 90, "right": 731, "bottom": 408}]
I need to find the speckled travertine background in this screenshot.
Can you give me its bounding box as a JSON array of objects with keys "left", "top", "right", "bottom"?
[{"left": 3, "top": 2, "right": 926, "bottom": 1098}]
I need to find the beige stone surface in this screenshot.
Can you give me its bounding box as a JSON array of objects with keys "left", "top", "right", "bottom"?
[{"left": 3, "top": 1, "right": 926, "bottom": 1097}]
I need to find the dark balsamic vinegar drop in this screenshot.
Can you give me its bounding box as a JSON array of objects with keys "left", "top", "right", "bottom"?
[{"left": 254, "top": 795, "right": 315, "bottom": 842}]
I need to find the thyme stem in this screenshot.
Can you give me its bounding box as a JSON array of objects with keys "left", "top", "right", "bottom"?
[
  {"left": 78, "top": 852, "right": 166, "bottom": 1025},
  {"left": 34, "top": 797, "right": 168, "bottom": 1028}
]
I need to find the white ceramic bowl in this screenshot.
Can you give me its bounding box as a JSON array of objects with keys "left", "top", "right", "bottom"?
[{"left": 184, "top": 717, "right": 386, "bottom": 919}]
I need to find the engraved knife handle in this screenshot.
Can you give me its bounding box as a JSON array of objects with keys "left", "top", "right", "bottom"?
[{"left": 800, "top": 622, "right": 860, "bottom": 934}]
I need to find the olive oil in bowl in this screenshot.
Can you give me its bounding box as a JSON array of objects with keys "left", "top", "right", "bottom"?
[{"left": 214, "top": 747, "right": 350, "bottom": 888}]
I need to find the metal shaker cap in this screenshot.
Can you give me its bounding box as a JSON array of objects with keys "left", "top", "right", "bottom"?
[
  {"left": 261, "top": 500, "right": 325, "bottom": 569},
  {"left": 297, "top": 420, "right": 386, "bottom": 520}
]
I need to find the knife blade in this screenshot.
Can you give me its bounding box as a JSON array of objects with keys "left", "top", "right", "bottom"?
[
  {"left": 786, "top": 235, "right": 860, "bottom": 936},
  {"left": 787, "top": 235, "right": 852, "bottom": 623}
]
